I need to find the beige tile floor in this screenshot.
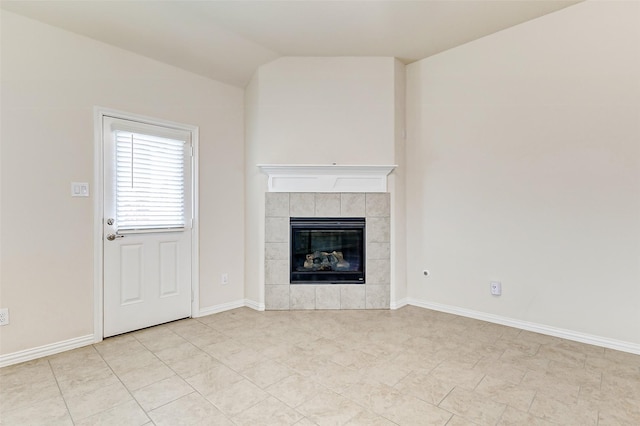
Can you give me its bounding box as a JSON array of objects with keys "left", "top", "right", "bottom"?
[{"left": 1, "top": 306, "right": 639, "bottom": 425}]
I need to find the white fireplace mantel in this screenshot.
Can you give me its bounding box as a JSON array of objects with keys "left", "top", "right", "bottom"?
[{"left": 258, "top": 164, "right": 397, "bottom": 193}]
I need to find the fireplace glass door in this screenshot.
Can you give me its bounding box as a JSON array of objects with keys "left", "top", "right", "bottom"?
[{"left": 290, "top": 217, "right": 365, "bottom": 284}]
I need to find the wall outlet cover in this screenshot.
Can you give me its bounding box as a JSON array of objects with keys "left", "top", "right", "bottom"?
[
  {"left": 0, "top": 308, "right": 9, "bottom": 326},
  {"left": 71, "top": 182, "right": 90, "bottom": 197}
]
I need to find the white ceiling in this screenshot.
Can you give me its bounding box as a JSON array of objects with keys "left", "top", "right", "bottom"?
[{"left": 1, "top": 0, "right": 581, "bottom": 87}]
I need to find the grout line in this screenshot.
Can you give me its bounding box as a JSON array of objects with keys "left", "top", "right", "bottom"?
[
  {"left": 92, "top": 342, "right": 151, "bottom": 424},
  {"left": 47, "top": 359, "right": 76, "bottom": 425}
]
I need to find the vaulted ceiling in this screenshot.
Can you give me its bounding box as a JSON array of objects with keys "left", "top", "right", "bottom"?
[{"left": 1, "top": 1, "right": 581, "bottom": 87}]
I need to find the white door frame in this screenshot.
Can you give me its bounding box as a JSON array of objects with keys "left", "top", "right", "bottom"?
[{"left": 93, "top": 106, "right": 200, "bottom": 343}]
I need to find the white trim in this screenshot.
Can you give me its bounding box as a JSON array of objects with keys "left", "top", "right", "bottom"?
[
  {"left": 93, "top": 108, "right": 105, "bottom": 345},
  {"left": 93, "top": 107, "right": 200, "bottom": 339},
  {"left": 191, "top": 299, "right": 265, "bottom": 319},
  {"left": 195, "top": 300, "right": 247, "bottom": 318},
  {"left": 0, "top": 335, "right": 95, "bottom": 368},
  {"left": 190, "top": 127, "right": 200, "bottom": 319},
  {"left": 244, "top": 299, "right": 266, "bottom": 311},
  {"left": 407, "top": 298, "right": 640, "bottom": 355},
  {"left": 390, "top": 297, "right": 408, "bottom": 310},
  {"left": 258, "top": 164, "right": 396, "bottom": 193}
]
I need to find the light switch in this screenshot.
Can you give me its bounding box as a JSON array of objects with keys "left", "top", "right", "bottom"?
[{"left": 71, "top": 182, "right": 89, "bottom": 197}]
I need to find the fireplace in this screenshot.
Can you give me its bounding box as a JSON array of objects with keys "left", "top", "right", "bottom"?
[
  {"left": 290, "top": 217, "right": 365, "bottom": 284},
  {"left": 263, "top": 191, "right": 391, "bottom": 310}
]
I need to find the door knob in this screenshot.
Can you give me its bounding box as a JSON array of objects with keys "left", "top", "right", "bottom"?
[{"left": 106, "top": 233, "right": 124, "bottom": 241}]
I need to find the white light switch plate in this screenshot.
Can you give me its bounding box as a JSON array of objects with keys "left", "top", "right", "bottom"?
[{"left": 71, "top": 182, "right": 89, "bottom": 197}]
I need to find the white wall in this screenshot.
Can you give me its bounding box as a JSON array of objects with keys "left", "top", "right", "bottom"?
[
  {"left": 0, "top": 11, "right": 245, "bottom": 356},
  {"left": 244, "top": 57, "right": 405, "bottom": 307},
  {"left": 406, "top": 0, "right": 640, "bottom": 346}
]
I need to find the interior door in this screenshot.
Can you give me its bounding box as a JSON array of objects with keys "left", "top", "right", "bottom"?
[{"left": 103, "top": 116, "right": 193, "bottom": 338}]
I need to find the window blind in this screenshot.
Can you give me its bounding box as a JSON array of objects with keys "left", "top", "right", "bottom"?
[{"left": 115, "top": 130, "right": 186, "bottom": 231}]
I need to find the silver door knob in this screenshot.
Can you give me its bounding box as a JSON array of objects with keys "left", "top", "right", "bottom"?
[{"left": 106, "top": 233, "right": 124, "bottom": 241}]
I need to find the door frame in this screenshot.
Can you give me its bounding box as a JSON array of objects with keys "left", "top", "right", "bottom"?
[{"left": 92, "top": 106, "right": 200, "bottom": 343}]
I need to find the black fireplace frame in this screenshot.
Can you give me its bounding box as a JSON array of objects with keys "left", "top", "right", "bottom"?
[{"left": 290, "top": 217, "right": 365, "bottom": 284}]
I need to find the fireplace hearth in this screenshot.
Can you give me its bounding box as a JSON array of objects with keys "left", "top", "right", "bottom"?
[{"left": 290, "top": 217, "right": 365, "bottom": 284}]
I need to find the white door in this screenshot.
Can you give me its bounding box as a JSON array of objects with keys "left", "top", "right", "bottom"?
[{"left": 103, "top": 116, "right": 193, "bottom": 337}]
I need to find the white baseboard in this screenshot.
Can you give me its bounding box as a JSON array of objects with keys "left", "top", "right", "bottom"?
[
  {"left": 0, "top": 334, "right": 96, "bottom": 368},
  {"left": 195, "top": 299, "right": 265, "bottom": 318},
  {"left": 244, "top": 299, "right": 265, "bottom": 311},
  {"left": 407, "top": 298, "right": 640, "bottom": 355},
  {"left": 195, "top": 299, "right": 247, "bottom": 318},
  {"left": 390, "top": 297, "right": 409, "bottom": 310}
]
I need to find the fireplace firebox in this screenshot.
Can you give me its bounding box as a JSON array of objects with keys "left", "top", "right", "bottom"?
[{"left": 290, "top": 217, "right": 365, "bottom": 284}]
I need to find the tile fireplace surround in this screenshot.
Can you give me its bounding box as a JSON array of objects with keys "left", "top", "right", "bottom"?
[{"left": 265, "top": 192, "right": 390, "bottom": 310}]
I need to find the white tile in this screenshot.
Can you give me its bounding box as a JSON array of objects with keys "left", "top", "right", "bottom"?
[
  {"left": 315, "top": 193, "right": 341, "bottom": 217},
  {"left": 367, "top": 242, "right": 390, "bottom": 260},
  {"left": 366, "top": 217, "right": 390, "bottom": 243},
  {"left": 265, "top": 374, "right": 327, "bottom": 408},
  {"left": 266, "top": 192, "right": 290, "bottom": 217},
  {"left": 290, "top": 193, "right": 315, "bottom": 217},
  {"left": 316, "top": 285, "right": 341, "bottom": 310},
  {"left": 75, "top": 400, "right": 149, "bottom": 426},
  {"left": 265, "top": 259, "right": 289, "bottom": 284},
  {"left": 266, "top": 285, "right": 290, "bottom": 310},
  {"left": 340, "top": 285, "right": 366, "bottom": 309},
  {"left": 0, "top": 394, "right": 73, "bottom": 426},
  {"left": 65, "top": 382, "right": 133, "bottom": 422},
  {"left": 241, "top": 359, "right": 295, "bottom": 388},
  {"left": 205, "top": 379, "right": 269, "bottom": 416},
  {"left": 265, "top": 217, "right": 289, "bottom": 243},
  {"left": 365, "top": 193, "right": 390, "bottom": 217},
  {"left": 133, "top": 375, "right": 194, "bottom": 411},
  {"left": 186, "top": 364, "right": 244, "bottom": 397},
  {"left": 232, "top": 396, "right": 303, "bottom": 426},
  {"left": 290, "top": 285, "right": 316, "bottom": 309},
  {"left": 366, "top": 285, "right": 390, "bottom": 309},
  {"left": 297, "top": 390, "right": 365, "bottom": 425},
  {"left": 366, "top": 259, "right": 390, "bottom": 285},
  {"left": 341, "top": 193, "right": 366, "bottom": 217},
  {"left": 266, "top": 242, "right": 289, "bottom": 260},
  {"left": 148, "top": 393, "right": 233, "bottom": 426}
]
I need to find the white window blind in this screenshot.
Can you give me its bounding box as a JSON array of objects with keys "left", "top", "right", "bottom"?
[{"left": 115, "top": 130, "right": 186, "bottom": 231}]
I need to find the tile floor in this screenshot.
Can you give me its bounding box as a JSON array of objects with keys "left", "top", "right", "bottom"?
[{"left": 1, "top": 306, "right": 639, "bottom": 425}]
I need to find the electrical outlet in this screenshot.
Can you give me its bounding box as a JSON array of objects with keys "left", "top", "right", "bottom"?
[
  {"left": 221, "top": 273, "right": 229, "bottom": 285},
  {"left": 490, "top": 281, "right": 502, "bottom": 296},
  {"left": 0, "top": 308, "right": 9, "bottom": 326}
]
